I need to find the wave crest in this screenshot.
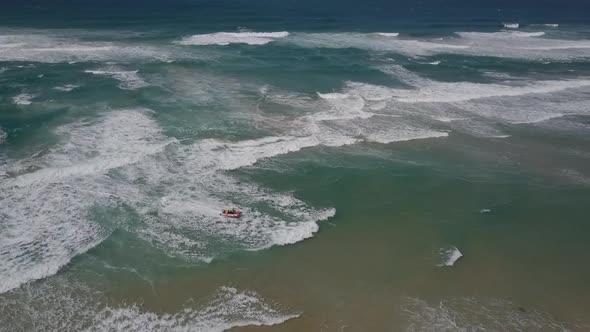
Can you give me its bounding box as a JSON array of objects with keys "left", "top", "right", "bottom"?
[{"left": 177, "top": 31, "right": 289, "bottom": 46}]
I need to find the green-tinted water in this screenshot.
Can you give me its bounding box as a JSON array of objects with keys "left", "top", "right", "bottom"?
[{"left": 2, "top": 5, "right": 590, "bottom": 330}]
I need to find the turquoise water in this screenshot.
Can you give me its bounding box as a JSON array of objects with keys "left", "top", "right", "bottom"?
[{"left": 2, "top": 1, "right": 590, "bottom": 330}]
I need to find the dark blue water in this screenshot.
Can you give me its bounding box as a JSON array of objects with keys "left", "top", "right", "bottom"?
[{"left": 3, "top": 0, "right": 590, "bottom": 31}]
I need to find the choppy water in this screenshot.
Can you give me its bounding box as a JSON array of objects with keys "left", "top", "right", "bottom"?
[{"left": 2, "top": 1, "right": 590, "bottom": 331}]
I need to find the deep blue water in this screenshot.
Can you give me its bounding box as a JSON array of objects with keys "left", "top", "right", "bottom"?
[{"left": 3, "top": 0, "right": 590, "bottom": 31}]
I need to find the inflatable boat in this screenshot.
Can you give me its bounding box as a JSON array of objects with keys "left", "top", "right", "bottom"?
[{"left": 221, "top": 210, "right": 242, "bottom": 218}]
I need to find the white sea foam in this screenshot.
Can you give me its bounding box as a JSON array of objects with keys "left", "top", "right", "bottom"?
[
  {"left": 0, "top": 30, "right": 176, "bottom": 63},
  {"left": 270, "top": 80, "right": 451, "bottom": 146},
  {"left": 503, "top": 23, "right": 520, "bottom": 29},
  {"left": 0, "top": 110, "right": 168, "bottom": 294},
  {"left": 480, "top": 208, "right": 491, "bottom": 213},
  {"left": 381, "top": 65, "right": 590, "bottom": 104},
  {"left": 0, "top": 107, "right": 336, "bottom": 266},
  {"left": 402, "top": 297, "right": 575, "bottom": 332},
  {"left": 177, "top": 31, "right": 289, "bottom": 46},
  {"left": 126, "top": 133, "right": 338, "bottom": 259},
  {"left": 365, "top": 127, "right": 448, "bottom": 144},
  {"left": 317, "top": 92, "right": 350, "bottom": 100},
  {"left": 299, "top": 65, "right": 590, "bottom": 142},
  {"left": 53, "top": 84, "right": 79, "bottom": 92},
  {"left": 444, "top": 118, "right": 508, "bottom": 138},
  {"left": 313, "top": 92, "right": 372, "bottom": 121},
  {"left": 0, "top": 127, "right": 6, "bottom": 144},
  {"left": 438, "top": 246, "right": 463, "bottom": 267},
  {"left": 287, "top": 33, "right": 469, "bottom": 57},
  {"left": 12, "top": 93, "right": 35, "bottom": 105},
  {"left": 433, "top": 117, "right": 469, "bottom": 123},
  {"left": 544, "top": 23, "right": 560, "bottom": 27},
  {"left": 1, "top": 280, "right": 298, "bottom": 332},
  {"left": 0, "top": 276, "right": 106, "bottom": 331},
  {"left": 189, "top": 135, "right": 322, "bottom": 171},
  {"left": 377, "top": 65, "right": 590, "bottom": 125},
  {"left": 85, "top": 67, "right": 148, "bottom": 90},
  {"left": 285, "top": 31, "right": 590, "bottom": 60},
  {"left": 514, "top": 31, "right": 546, "bottom": 37},
  {"left": 455, "top": 31, "right": 590, "bottom": 59},
  {"left": 377, "top": 32, "right": 399, "bottom": 37},
  {"left": 87, "top": 287, "right": 299, "bottom": 332}
]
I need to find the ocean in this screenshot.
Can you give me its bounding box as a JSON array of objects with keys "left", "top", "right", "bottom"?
[{"left": 1, "top": 0, "right": 590, "bottom": 330}]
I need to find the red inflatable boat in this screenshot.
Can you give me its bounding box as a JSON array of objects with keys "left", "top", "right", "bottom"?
[{"left": 221, "top": 210, "right": 242, "bottom": 218}]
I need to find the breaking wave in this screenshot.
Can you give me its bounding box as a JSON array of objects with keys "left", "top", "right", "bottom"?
[
  {"left": 0, "top": 29, "right": 178, "bottom": 63},
  {"left": 503, "top": 22, "right": 520, "bottom": 29},
  {"left": 85, "top": 67, "right": 149, "bottom": 90},
  {"left": 1, "top": 278, "right": 298, "bottom": 332},
  {"left": 53, "top": 84, "right": 79, "bottom": 92},
  {"left": 437, "top": 246, "right": 463, "bottom": 267},
  {"left": 377, "top": 32, "right": 399, "bottom": 37},
  {"left": 0, "top": 106, "right": 345, "bottom": 292},
  {"left": 12, "top": 93, "right": 35, "bottom": 105},
  {"left": 284, "top": 30, "right": 590, "bottom": 60},
  {"left": 177, "top": 31, "right": 289, "bottom": 46},
  {"left": 0, "top": 109, "right": 170, "bottom": 294},
  {"left": 87, "top": 287, "right": 299, "bottom": 332}
]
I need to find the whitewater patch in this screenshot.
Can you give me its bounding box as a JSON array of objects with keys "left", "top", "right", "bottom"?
[
  {"left": 0, "top": 127, "right": 6, "bottom": 144},
  {"left": 274, "top": 65, "right": 590, "bottom": 143},
  {"left": 286, "top": 32, "right": 469, "bottom": 57},
  {"left": 1, "top": 279, "right": 298, "bottom": 332},
  {"left": 285, "top": 30, "right": 590, "bottom": 60},
  {"left": 433, "top": 116, "right": 469, "bottom": 123},
  {"left": 124, "top": 133, "right": 338, "bottom": 260},
  {"left": 0, "top": 109, "right": 169, "bottom": 294},
  {"left": 85, "top": 67, "right": 148, "bottom": 90},
  {"left": 188, "top": 135, "right": 323, "bottom": 171},
  {"left": 317, "top": 92, "right": 350, "bottom": 100},
  {"left": 402, "top": 297, "right": 576, "bottom": 332},
  {"left": 374, "top": 65, "right": 590, "bottom": 126},
  {"left": 275, "top": 83, "right": 448, "bottom": 146},
  {"left": 0, "top": 30, "right": 177, "bottom": 63},
  {"left": 12, "top": 93, "right": 35, "bottom": 105},
  {"left": 377, "top": 32, "right": 399, "bottom": 37},
  {"left": 503, "top": 23, "right": 520, "bottom": 29},
  {"left": 364, "top": 126, "right": 448, "bottom": 144},
  {"left": 87, "top": 287, "right": 299, "bottom": 332},
  {"left": 464, "top": 31, "right": 547, "bottom": 38},
  {"left": 177, "top": 31, "right": 289, "bottom": 46},
  {"left": 454, "top": 31, "right": 590, "bottom": 59},
  {"left": 380, "top": 65, "right": 590, "bottom": 103},
  {"left": 54, "top": 84, "right": 79, "bottom": 92},
  {"left": 0, "top": 107, "right": 338, "bottom": 270},
  {"left": 438, "top": 247, "right": 463, "bottom": 267}
]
